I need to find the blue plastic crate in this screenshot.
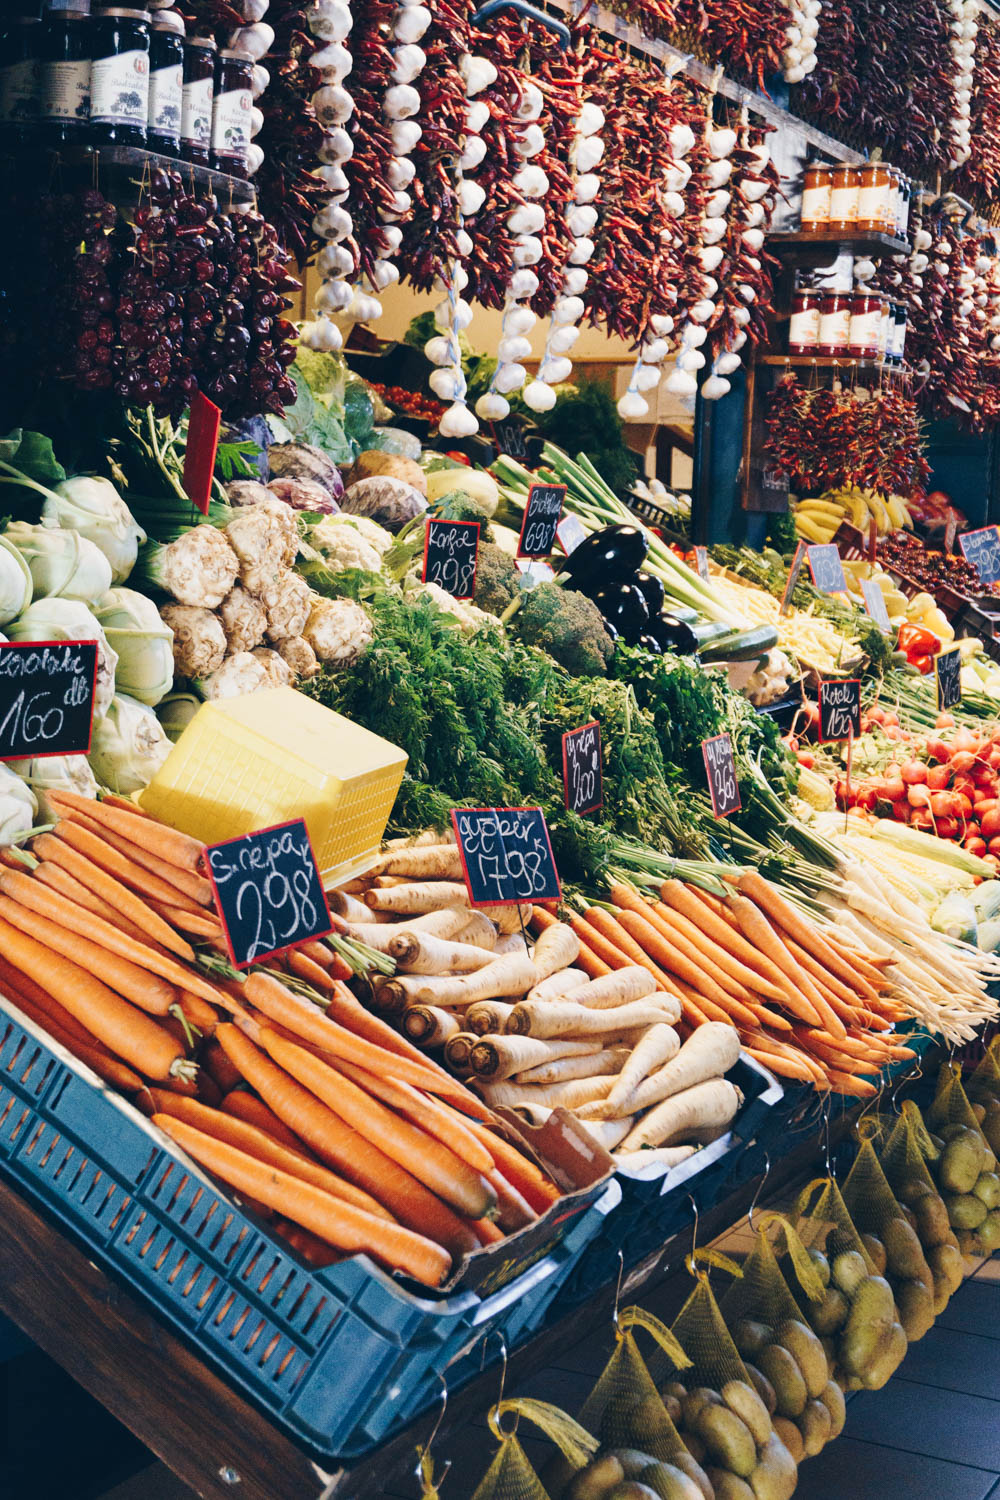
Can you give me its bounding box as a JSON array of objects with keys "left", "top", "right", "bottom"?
[
  {"left": 554, "top": 1056, "right": 783, "bottom": 1308},
  {"left": 0, "top": 1005, "right": 615, "bottom": 1461}
]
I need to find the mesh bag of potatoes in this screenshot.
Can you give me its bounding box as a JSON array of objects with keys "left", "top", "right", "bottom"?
[
  {"left": 473, "top": 1399, "right": 598, "bottom": 1500},
  {"left": 719, "top": 1216, "right": 844, "bottom": 1467},
  {"left": 926, "top": 1062, "right": 1000, "bottom": 1258},
  {"left": 966, "top": 1036, "right": 1000, "bottom": 1140},
  {"left": 842, "top": 1138, "right": 937, "bottom": 1343},
  {"left": 791, "top": 1176, "right": 907, "bottom": 1393},
  {"left": 653, "top": 1270, "right": 799, "bottom": 1500},
  {"left": 544, "top": 1306, "right": 717, "bottom": 1500},
  {"left": 873, "top": 1103, "right": 965, "bottom": 1314}
]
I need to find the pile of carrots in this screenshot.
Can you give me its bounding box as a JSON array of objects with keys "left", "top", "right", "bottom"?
[
  {"left": 566, "top": 874, "right": 915, "bottom": 1096},
  {"left": 0, "top": 791, "right": 563, "bottom": 1287}
]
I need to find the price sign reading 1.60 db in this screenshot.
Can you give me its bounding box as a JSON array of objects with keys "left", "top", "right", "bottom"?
[
  {"left": 422, "top": 518, "right": 480, "bottom": 600},
  {"left": 818, "top": 678, "right": 862, "bottom": 743},
  {"left": 451, "top": 807, "right": 561, "bottom": 907},
  {"left": 702, "top": 732, "right": 741, "bottom": 819},
  {"left": 517, "top": 483, "right": 565, "bottom": 559},
  {"left": 562, "top": 720, "right": 603, "bottom": 816},
  {"left": 0, "top": 640, "right": 99, "bottom": 760},
  {"left": 205, "top": 818, "right": 333, "bottom": 969}
]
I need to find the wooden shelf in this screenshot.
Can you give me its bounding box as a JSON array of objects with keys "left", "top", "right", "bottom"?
[
  {"left": 769, "top": 228, "right": 911, "bottom": 261},
  {"left": 757, "top": 354, "right": 908, "bottom": 373}
]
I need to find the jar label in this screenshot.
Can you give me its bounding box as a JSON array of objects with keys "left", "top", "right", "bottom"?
[
  {"left": 41, "top": 58, "right": 90, "bottom": 123},
  {"left": 848, "top": 307, "right": 881, "bottom": 354},
  {"left": 211, "top": 84, "right": 251, "bottom": 158},
  {"left": 857, "top": 180, "right": 890, "bottom": 225},
  {"left": 149, "top": 62, "right": 182, "bottom": 136},
  {"left": 801, "top": 183, "right": 831, "bottom": 226},
  {"left": 829, "top": 184, "right": 859, "bottom": 224},
  {"left": 91, "top": 49, "right": 149, "bottom": 125},
  {"left": 788, "top": 305, "right": 821, "bottom": 349},
  {"left": 181, "top": 74, "right": 213, "bottom": 147},
  {"left": 0, "top": 59, "right": 40, "bottom": 124},
  {"left": 819, "top": 306, "right": 851, "bottom": 351}
]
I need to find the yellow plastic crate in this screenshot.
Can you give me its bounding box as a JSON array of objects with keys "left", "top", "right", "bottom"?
[{"left": 139, "top": 687, "right": 407, "bottom": 887}]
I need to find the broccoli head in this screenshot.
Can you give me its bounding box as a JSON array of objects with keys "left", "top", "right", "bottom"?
[
  {"left": 435, "top": 488, "right": 495, "bottom": 540},
  {"left": 512, "top": 582, "right": 615, "bottom": 677},
  {"left": 473, "top": 542, "right": 522, "bottom": 616}
]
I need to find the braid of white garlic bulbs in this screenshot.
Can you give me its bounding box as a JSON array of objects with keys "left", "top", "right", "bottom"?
[
  {"left": 474, "top": 81, "right": 553, "bottom": 423},
  {"left": 300, "top": 0, "right": 355, "bottom": 353},
  {"left": 229, "top": 8, "right": 274, "bottom": 175},
  {"left": 782, "top": 0, "right": 820, "bottom": 84},
  {"left": 949, "top": 0, "right": 977, "bottom": 169},
  {"left": 428, "top": 51, "right": 497, "bottom": 437},
  {"left": 522, "top": 97, "right": 604, "bottom": 415}
]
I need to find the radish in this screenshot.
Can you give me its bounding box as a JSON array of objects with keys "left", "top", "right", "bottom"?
[
  {"left": 982, "top": 809, "right": 1000, "bottom": 840},
  {"left": 936, "top": 712, "right": 956, "bottom": 728},
  {"left": 927, "top": 764, "right": 951, "bottom": 791},
  {"left": 902, "top": 761, "right": 928, "bottom": 784}
]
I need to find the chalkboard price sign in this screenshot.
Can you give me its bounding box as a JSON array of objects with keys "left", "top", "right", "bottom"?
[
  {"left": 959, "top": 526, "right": 1000, "bottom": 585},
  {"left": 861, "top": 578, "right": 891, "bottom": 632},
  {"left": 205, "top": 818, "right": 333, "bottom": 969},
  {"left": 422, "top": 518, "right": 480, "bottom": 600},
  {"left": 0, "top": 640, "right": 99, "bottom": 761},
  {"left": 451, "top": 806, "right": 561, "bottom": 906},
  {"left": 936, "top": 647, "right": 962, "bottom": 711},
  {"left": 779, "top": 541, "right": 808, "bottom": 616},
  {"left": 807, "top": 543, "right": 848, "bottom": 595},
  {"left": 701, "top": 732, "right": 741, "bottom": 819},
  {"left": 517, "top": 483, "right": 566, "bottom": 558},
  {"left": 492, "top": 417, "right": 528, "bottom": 461},
  {"left": 562, "top": 720, "right": 603, "bottom": 816},
  {"left": 818, "top": 678, "right": 861, "bottom": 742}
]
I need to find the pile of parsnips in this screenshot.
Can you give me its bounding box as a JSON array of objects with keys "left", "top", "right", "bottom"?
[{"left": 335, "top": 836, "right": 743, "bottom": 1170}]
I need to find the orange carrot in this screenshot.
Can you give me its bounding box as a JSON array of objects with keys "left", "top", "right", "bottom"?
[
  {"left": 219, "top": 1090, "right": 312, "bottom": 1153},
  {"left": 0, "top": 954, "right": 96, "bottom": 1047},
  {"left": 153, "top": 1115, "right": 451, "bottom": 1286},
  {"left": 47, "top": 789, "right": 205, "bottom": 872},
  {"left": 32, "top": 859, "right": 155, "bottom": 945},
  {"left": 735, "top": 872, "right": 880, "bottom": 1005},
  {"left": 32, "top": 833, "right": 194, "bottom": 961},
  {"left": 146, "top": 900, "right": 223, "bottom": 939},
  {"left": 0, "top": 914, "right": 185, "bottom": 1080},
  {"left": 271, "top": 1216, "right": 342, "bottom": 1266},
  {"left": 651, "top": 889, "right": 789, "bottom": 1005},
  {"left": 332, "top": 1061, "right": 495, "bottom": 1175},
  {"left": 53, "top": 818, "right": 204, "bottom": 914},
  {"left": 243, "top": 972, "right": 481, "bottom": 1108},
  {"left": 826, "top": 1070, "right": 877, "bottom": 1098},
  {"left": 458, "top": 1114, "right": 560, "bottom": 1213},
  {"left": 780, "top": 938, "right": 856, "bottom": 1038},
  {"left": 486, "top": 1166, "right": 537, "bottom": 1232},
  {"left": 745, "top": 1046, "right": 820, "bottom": 1083},
  {"left": 176, "top": 991, "right": 220, "bottom": 1034},
  {"left": 143, "top": 1091, "right": 396, "bottom": 1221},
  {"left": 0, "top": 983, "right": 143, "bottom": 1092},
  {"left": 0, "top": 892, "right": 178, "bottom": 1016},
  {"left": 582, "top": 907, "right": 680, "bottom": 993},
  {"left": 471, "top": 1216, "right": 505, "bottom": 1246},
  {"left": 254, "top": 1025, "right": 496, "bottom": 1221},
  {"left": 286, "top": 949, "right": 335, "bottom": 994},
  {"left": 321, "top": 979, "right": 480, "bottom": 1093},
  {"left": 52, "top": 799, "right": 213, "bottom": 906},
  {"left": 612, "top": 906, "right": 761, "bottom": 1030},
  {"left": 215, "top": 1025, "right": 478, "bottom": 1257},
  {"left": 725, "top": 897, "right": 823, "bottom": 1026},
  {"left": 0, "top": 868, "right": 235, "bottom": 1013},
  {"left": 567, "top": 911, "right": 633, "bottom": 970}
]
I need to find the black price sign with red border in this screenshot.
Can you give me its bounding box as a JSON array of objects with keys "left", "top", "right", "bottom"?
[
  {"left": 0, "top": 640, "right": 99, "bottom": 760},
  {"left": 818, "top": 678, "right": 861, "bottom": 742},
  {"left": 205, "top": 817, "right": 333, "bottom": 969},
  {"left": 562, "top": 720, "right": 602, "bottom": 816},
  {"left": 517, "top": 484, "right": 565, "bottom": 559},
  {"left": 451, "top": 806, "right": 561, "bottom": 906},
  {"left": 702, "top": 732, "right": 741, "bottom": 819},
  {"left": 422, "top": 518, "right": 480, "bottom": 600}
]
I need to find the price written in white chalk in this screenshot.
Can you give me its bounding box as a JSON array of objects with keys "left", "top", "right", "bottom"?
[
  {"left": 205, "top": 818, "right": 332, "bottom": 968},
  {"left": 701, "top": 732, "right": 741, "bottom": 819},
  {"left": 818, "top": 678, "right": 861, "bottom": 742},
  {"left": 517, "top": 483, "right": 565, "bottom": 558},
  {"left": 451, "top": 806, "right": 561, "bottom": 906},
  {"left": 562, "top": 720, "right": 602, "bottom": 815},
  {"left": 422, "top": 518, "right": 480, "bottom": 600},
  {"left": 0, "top": 641, "right": 99, "bottom": 760}
]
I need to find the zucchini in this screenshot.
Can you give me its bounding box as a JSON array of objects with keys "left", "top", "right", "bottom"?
[
  {"left": 698, "top": 624, "right": 780, "bottom": 662},
  {"left": 690, "top": 620, "right": 735, "bottom": 647},
  {"left": 667, "top": 603, "right": 701, "bottom": 625}
]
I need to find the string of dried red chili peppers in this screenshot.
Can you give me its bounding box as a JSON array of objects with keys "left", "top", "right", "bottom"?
[
  {"left": 954, "top": 17, "right": 1000, "bottom": 207},
  {"left": 672, "top": 0, "right": 789, "bottom": 89},
  {"left": 763, "top": 373, "right": 930, "bottom": 500}
]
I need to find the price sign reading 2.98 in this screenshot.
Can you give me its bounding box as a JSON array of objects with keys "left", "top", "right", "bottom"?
[
  {"left": 205, "top": 818, "right": 333, "bottom": 969},
  {"left": 422, "top": 518, "right": 480, "bottom": 600},
  {"left": 517, "top": 483, "right": 566, "bottom": 559},
  {"left": 0, "top": 640, "right": 99, "bottom": 760},
  {"left": 451, "top": 807, "right": 562, "bottom": 906}
]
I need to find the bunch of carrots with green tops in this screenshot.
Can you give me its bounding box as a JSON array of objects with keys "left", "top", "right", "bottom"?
[
  {"left": 574, "top": 875, "right": 919, "bottom": 1097},
  {"left": 0, "top": 792, "right": 564, "bottom": 1288}
]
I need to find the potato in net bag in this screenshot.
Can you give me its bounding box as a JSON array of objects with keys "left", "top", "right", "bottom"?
[
  {"left": 927, "top": 1061, "right": 1000, "bottom": 1257},
  {"left": 792, "top": 1176, "right": 906, "bottom": 1392},
  {"left": 872, "top": 1104, "right": 964, "bottom": 1312},
  {"left": 544, "top": 1311, "right": 710, "bottom": 1500},
  {"left": 719, "top": 1215, "right": 842, "bottom": 1464},
  {"left": 661, "top": 1267, "right": 797, "bottom": 1500},
  {"left": 475, "top": 1399, "right": 596, "bottom": 1500},
  {"left": 842, "top": 1138, "right": 936, "bottom": 1341},
  {"left": 967, "top": 1035, "right": 1000, "bottom": 1110}
]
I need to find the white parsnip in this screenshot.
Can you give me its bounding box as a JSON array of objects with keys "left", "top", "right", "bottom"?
[
  {"left": 494, "top": 931, "right": 531, "bottom": 957},
  {"left": 620, "top": 1078, "right": 742, "bottom": 1151},
  {"left": 364, "top": 881, "right": 470, "bottom": 914},
  {"left": 401, "top": 1004, "right": 462, "bottom": 1047},
  {"left": 525, "top": 967, "right": 588, "bottom": 1005},
  {"left": 578, "top": 1117, "right": 635, "bottom": 1152},
  {"left": 468, "top": 1034, "right": 605, "bottom": 1081},
  {"left": 368, "top": 845, "right": 464, "bottom": 880},
  {"left": 507, "top": 996, "right": 681, "bottom": 1040},
  {"left": 484, "top": 903, "right": 533, "bottom": 934},
  {"left": 454, "top": 912, "right": 498, "bottom": 949},
  {"left": 443, "top": 1031, "right": 477, "bottom": 1072},
  {"left": 465, "top": 1000, "right": 514, "bottom": 1035},
  {"left": 603, "top": 1023, "right": 680, "bottom": 1115},
  {"left": 383, "top": 829, "right": 456, "bottom": 850},
  {"left": 329, "top": 891, "right": 373, "bottom": 923},
  {"left": 378, "top": 951, "right": 539, "bottom": 1010},
  {"left": 560, "top": 967, "right": 659, "bottom": 1010},
  {"left": 613, "top": 1145, "right": 699, "bottom": 1172},
  {"left": 389, "top": 931, "right": 497, "bottom": 974},
  {"left": 478, "top": 1076, "right": 615, "bottom": 1110},
  {"left": 531, "top": 922, "right": 580, "bottom": 980},
  {"left": 577, "top": 1022, "right": 741, "bottom": 1121},
  {"left": 515, "top": 1046, "right": 631, "bottom": 1085}
]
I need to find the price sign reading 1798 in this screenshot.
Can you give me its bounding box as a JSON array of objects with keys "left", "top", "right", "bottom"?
[
  {"left": 451, "top": 807, "right": 561, "bottom": 906},
  {"left": 0, "top": 640, "right": 99, "bottom": 760}
]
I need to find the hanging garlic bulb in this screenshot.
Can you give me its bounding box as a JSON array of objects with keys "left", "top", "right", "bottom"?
[
  {"left": 948, "top": 0, "right": 978, "bottom": 167},
  {"left": 430, "top": 53, "right": 495, "bottom": 435},
  {"left": 300, "top": 0, "right": 356, "bottom": 352},
  {"left": 526, "top": 93, "right": 606, "bottom": 416},
  {"left": 478, "top": 80, "right": 560, "bottom": 421},
  {"left": 781, "top": 0, "right": 819, "bottom": 82}
]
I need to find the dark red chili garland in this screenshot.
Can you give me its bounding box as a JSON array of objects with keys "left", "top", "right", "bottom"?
[
  {"left": 954, "top": 17, "right": 1000, "bottom": 207},
  {"left": 705, "top": 119, "right": 780, "bottom": 362},
  {"left": 672, "top": 0, "right": 789, "bottom": 89},
  {"left": 252, "top": 4, "right": 329, "bottom": 260}
]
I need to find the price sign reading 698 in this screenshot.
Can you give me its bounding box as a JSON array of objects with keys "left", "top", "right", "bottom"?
[
  {"left": 451, "top": 807, "right": 561, "bottom": 906},
  {"left": 0, "top": 640, "right": 99, "bottom": 760},
  {"left": 517, "top": 483, "right": 566, "bottom": 559}
]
